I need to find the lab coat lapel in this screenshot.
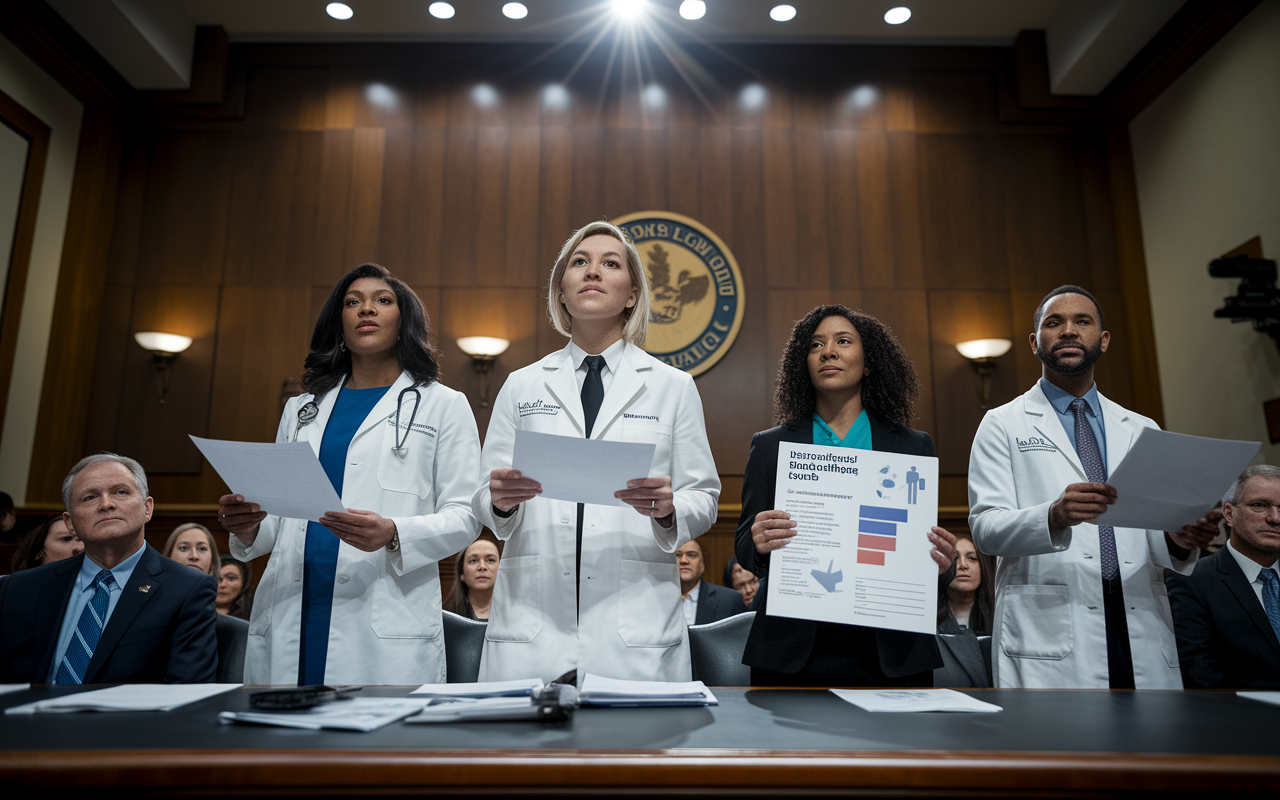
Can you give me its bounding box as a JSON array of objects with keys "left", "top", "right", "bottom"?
[
  {"left": 589, "top": 343, "right": 646, "bottom": 440},
  {"left": 1024, "top": 385, "right": 1086, "bottom": 480},
  {"left": 83, "top": 545, "right": 161, "bottom": 684},
  {"left": 298, "top": 384, "right": 340, "bottom": 455},
  {"left": 351, "top": 371, "right": 415, "bottom": 444},
  {"left": 1098, "top": 393, "right": 1135, "bottom": 479},
  {"left": 543, "top": 349, "right": 585, "bottom": 436}
]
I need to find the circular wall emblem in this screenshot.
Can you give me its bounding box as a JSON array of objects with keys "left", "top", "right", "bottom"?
[{"left": 612, "top": 211, "right": 745, "bottom": 377}]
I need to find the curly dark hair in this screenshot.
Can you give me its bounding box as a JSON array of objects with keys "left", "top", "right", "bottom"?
[
  {"left": 773, "top": 304, "right": 919, "bottom": 428},
  {"left": 302, "top": 263, "right": 439, "bottom": 399}
]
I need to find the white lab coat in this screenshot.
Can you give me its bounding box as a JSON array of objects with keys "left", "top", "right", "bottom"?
[
  {"left": 968, "top": 383, "right": 1197, "bottom": 689},
  {"left": 231, "top": 372, "right": 481, "bottom": 685},
  {"left": 473, "top": 342, "right": 720, "bottom": 683}
]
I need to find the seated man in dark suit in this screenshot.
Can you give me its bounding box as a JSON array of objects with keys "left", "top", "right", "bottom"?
[
  {"left": 677, "top": 539, "right": 747, "bottom": 626},
  {"left": 1167, "top": 464, "right": 1280, "bottom": 688},
  {"left": 0, "top": 453, "right": 217, "bottom": 684}
]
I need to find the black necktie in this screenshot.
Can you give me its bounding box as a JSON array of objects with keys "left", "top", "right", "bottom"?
[{"left": 577, "top": 355, "right": 606, "bottom": 617}]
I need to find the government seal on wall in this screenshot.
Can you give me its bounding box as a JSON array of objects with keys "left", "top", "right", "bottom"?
[{"left": 611, "top": 211, "right": 745, "bottom": 377}]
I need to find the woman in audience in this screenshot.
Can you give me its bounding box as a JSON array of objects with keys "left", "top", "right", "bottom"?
[
  {"left": 217, "top": 557, "right": 253, "bottom": 620},
  {"left": 937, "top": 533, "right": 995, "bottom": 635},
  {"left": 475, "top": 220, "right": 719, "bottom": 683},
  {"left": 723, "top": 556, "right": 760, "bottom": 609},
  {"left": 444, "top": 535, "right": 500, "bottom": 621},
  {"left": 10, "top": 516, "right": 82, "bottom": 572},
  {"left": 736, "top": 304, "right": 957, "bottom": 687},
  {"left": 161, "top": 523, "right": 220, "bottom": 576},
  {"left": 216, "top": 262, "right": 480, "bottom": 686}
]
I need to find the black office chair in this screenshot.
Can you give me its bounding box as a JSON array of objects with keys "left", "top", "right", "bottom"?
[
  {"left": 933, "top": 632, "right": 992, "bottom": 688},
  {"left": 442, "top": 610, "right": 487, "bottom": 683},
  {"left": 688, "top": 611, "right": 754, "bottom": 686},
  {"left": 215, "top": 614, "right": 248, "bottom": 683}
]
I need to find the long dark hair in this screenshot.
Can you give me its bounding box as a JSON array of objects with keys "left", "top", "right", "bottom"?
[
  {"left": 219, "top": 557, "right": 253, "bottom": 621},
  {"left": 11, "top": 516, "right": 62, "bottom": 572},
  {"left": 774, "top": 305, "right": 920, "bottom": 428},
  {"left": 302, "top": 263, "right": 439, "bottom": 398},
  {"left": 444, "top": 534, "right": 501, "bottom": 620},
  {"left": 937, "top": 534, "right": 996, "bottom": 635}
]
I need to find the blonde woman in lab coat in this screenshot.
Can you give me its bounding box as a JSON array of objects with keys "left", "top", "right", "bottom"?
[{"left": 474, "top": 221, "right": 720, "bottom": 683}]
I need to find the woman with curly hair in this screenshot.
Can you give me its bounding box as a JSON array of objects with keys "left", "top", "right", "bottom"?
[{"left": 735, "top": 304, "right": 957, "bottom": 686}]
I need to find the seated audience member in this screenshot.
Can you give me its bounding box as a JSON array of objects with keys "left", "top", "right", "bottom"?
[
  {"left": 0, "top": 453, "right": 217, "bottom": 684},
  {"left": 161, "top": 523, "right": 221, "bottom": 576},
  {"left": 11, "top": 516, "right": 83, "bottom": 572},
  {"left": 677, "top": 539, "right": 747, "bottom": 625},
  {"left": 444, "top": 535, "right": 501, "bottom": 621},
  {"left": 724, "top": 556, "right": 760, "bottom": 609},
  {"left": 217, "top": 557, "right": 253, "bottom": 620},
  {"left": 1167, "top": 465, "right": 1280, "bottom": 689},
  {"left": 0, "top": 491, "right": 16, "bottom": 542},
  {"left": 938, "top": 534, "right": 995, "bottom": 635}
]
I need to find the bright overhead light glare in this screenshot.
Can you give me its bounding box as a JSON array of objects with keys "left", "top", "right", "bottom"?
[
  {"left": 642, "top": 84, "right": 667, "bottom": 109},
  {"left": 770, "top": 4, "right": 796, "bottom": 22},
  {"left": 472, "top": 84, "right": 499, "bottom": 108},
  {"left": 366, "top": 83, "right": 397, "bottom": 109},
  {"left": 326, "top": 3, "right": 353, "bottom": 20},
  {"left": 740, "top": 83, "right": 767, "bottom": 110},
  {"left": 612, "top": 0, "right": 647, "bottom": 20},
  {"left": 428, "top": 2, "right": 455, "bottom": 19},
  {"left": 884, "top": 6, "right": 912, "bottom": 25},
  {"left": 850, "top": 85, "right": 877, "bottom": 109},
  {"left": 502, "top": 3, "right": 528, "bottom": 19},
  {"left": 679, "top": 1, "right": 706, "bottom": 20},
  {"left": 542, "top": 84, "right": 570, "bottom": 110}
]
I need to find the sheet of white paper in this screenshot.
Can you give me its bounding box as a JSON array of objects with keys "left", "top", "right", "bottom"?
[
  {"left": 1238, "top": 692, "right": 1280, "bottom": 708},
  {"left": 512, "top": 430, "right": 656, "bottom": 508},
  {"left": 0, "top": 684, "right": 29, "bottom": 696},
  {"left": 1100, "top": 428, "right": 1260, "bottom": 531},
  {"left": 578, "top": 674, "right": 717, "bottom": 706},
  {"left": 5, "top": 684, "right": 240, "bottom": 714},
  {"left": 219, "top": 698, "right": 426, "bottom": 731},
  {"left": 404, "top": 696, "right": 538, "bottom": 723},
  {"left": 766, "top": 443, "right": 939, "bottom": 635},
  {"left": 831, "top": 689, "right": 1002, "bottom": 713},
  {"left": 410, "top": 678, "right": 543, "bottom": 697},
  {"left": 190, "top": 436, "right": 346, "bottom": 521}
]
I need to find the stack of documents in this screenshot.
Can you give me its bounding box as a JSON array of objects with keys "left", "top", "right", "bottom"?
[
  {"left": 831, "top": 688, "right": 1002, "bottom": 713},
  {"left": 578, "top": 674, "right": 717, "bottom": 707},
  {"left": 220, "top": 698, "right": 428, "bottom": 731},
  {"left": 404, "top": 696, "right": 543, "bottom": 723},
  {"left": 5, "top": 684, "right": 241, "bottom": 714},
  {"left": 410, "top": 678, "right": 543, "bottom": 698}
]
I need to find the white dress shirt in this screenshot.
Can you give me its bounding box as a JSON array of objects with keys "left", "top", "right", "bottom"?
[{"left": 1225, "top": 539, "right": 1280, "bottom": 608}]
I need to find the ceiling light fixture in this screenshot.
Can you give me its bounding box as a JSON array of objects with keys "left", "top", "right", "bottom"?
[
  {"left": 679, "top": 1, "right": 706, "bottom": 20},
  {"left": 770, "top": 5, "right": 796, "bottom": 22},
  {"left": 502, "top": 3, "right": 528, "bottom": 20},
  {"left": 612, "top": 0, "right": 647, "bottom": 20},
  {"left": 428, "top": 2, "right": 455, "bottom": 19},
  {"left": 884, "top": 6, "right": 912, "bottom": 25},
  {"left": 326, "top": 3, "right": 353, "bottom": 20}
]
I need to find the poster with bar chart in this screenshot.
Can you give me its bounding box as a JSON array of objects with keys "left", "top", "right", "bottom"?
[{"left": 764, "top": 442, "right": 939, "bottom": 635}]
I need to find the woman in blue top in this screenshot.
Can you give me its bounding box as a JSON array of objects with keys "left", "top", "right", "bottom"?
[
  {"left": 217, "top": 263, "right": 480, "bottom": 685},
  {"left": 735, "top": 304, "right": 957, "bottom": 687}
]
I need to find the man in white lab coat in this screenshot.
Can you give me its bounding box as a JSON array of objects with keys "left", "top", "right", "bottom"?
[{"left": 968, "top": 285, "right": 1219, "bottom": 689}]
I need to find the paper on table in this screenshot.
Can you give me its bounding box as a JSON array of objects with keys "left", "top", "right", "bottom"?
[
  {"left": 830, "top": 689, "right": 1002, "bottom": 713},
  {"left": 411, "top": 678, "right": 543, "bottom": 697},
  {"left": 0, "top": 684, "right": 29, "bottom": 696},
  {"left": 512, "top": 430, "right": 656, "bottom": 508},
  {"left": 404, "top": 696, "right": 539, "bottom": 723},
  {"left": 5, "top": 684, "right": 241, "bottom": 714},
  {"left": 1238, "top": 692, "right": 1280, "bottom": 708},
  {"left": 1100, "top": 428, "right": 1259, "bottom": 531},
  {"left": 578, "top": 673, "right": 717, "bottom": 706},
  {"left": 190, "top": 436, "right": 346, "bottom": 521},
  {"left": 219, "top": 698, "right": 427, "bottom": 731}
]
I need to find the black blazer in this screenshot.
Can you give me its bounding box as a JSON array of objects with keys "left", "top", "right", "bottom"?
[
  {"left": 694, "top": 579, "right": 749, "bottom": 625},
  {"left": 1166, "top": 547, "right": 1280, "bottom": 689},
  {"left": 735, "top": 414, "right": 944, "bottom": 678},
  {"left": 0, "top": 543, "right": 218, "bottom": 684}
]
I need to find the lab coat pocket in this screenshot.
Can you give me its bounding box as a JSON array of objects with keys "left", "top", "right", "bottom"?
[
  {"left": 370, "top": 571, "right": 442, "bottom": 640},
  {"left": 486, "top": 555, "right": 542, "bottom": 643},
  {"left": 247, "top": 562, "right": 276, "bottom": 637},
  {"left": 1000, "top": 584, "right": 1072, "bottom": 660},
  {"left": 376, "top": 419, "right": 435, "bottom": 499},
  {"left": 1147, "top": 580, "right": 1180, "bottom": 668},
  {"left": 618, "top": 559, "right": 683, "bottom": 648},
  {"left": 621, "top": 421, "right": 671, "bottom": 477}
]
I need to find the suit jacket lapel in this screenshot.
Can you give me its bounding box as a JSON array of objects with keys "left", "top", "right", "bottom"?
[
  {"left": 84, "top": 544, "right": 161, "bottom": 684},
  {"left": 543, "top": 348, "right": 584, "bottom": 435},
  {"left": 1218, "top": 550, "right": 1280, "bottom": 657},
  {"left": 35, "top": 554, "right": 85, "bottom": 680},
  {"left": 590, "top": 343, "right": 646, "bottom": 440},
  {"left": 1024, "top": 384, "right": 1086, "bottom": 480}
]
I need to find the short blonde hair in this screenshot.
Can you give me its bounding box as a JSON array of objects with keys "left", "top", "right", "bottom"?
[{"left": 547, "top": 221, "right": 649, "bottom": 346}]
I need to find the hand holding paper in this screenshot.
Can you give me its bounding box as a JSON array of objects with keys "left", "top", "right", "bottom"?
[{"left": 192, "top": 436, "right": 345, "bottom": 521}]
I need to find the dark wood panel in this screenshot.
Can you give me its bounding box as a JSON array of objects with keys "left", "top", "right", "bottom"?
[
  {"left": 918, "top": 135, "right": 1009, "bottom": 290},
  {"left": 1001, "top": 136, "right": 1090, "bottom": 290},
  {"left": 242, "top": 67, "right": 329, "bottom": 131},
  {"left": 861, "top": 289, "right": 936, "bottom": 440}
]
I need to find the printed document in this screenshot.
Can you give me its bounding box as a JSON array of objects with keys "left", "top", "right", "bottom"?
[
  {"left": 512, "top": 430, "right": 656, "bottom": 508},
  {"left": 831, "top": 689, "right": 1002, "bottom": 713},
  {"left": 191, "top": 436, "right": 346, "bottom": 521}
]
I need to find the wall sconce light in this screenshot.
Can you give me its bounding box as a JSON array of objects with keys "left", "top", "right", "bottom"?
[
  {"left": 956, "top": 338, "right": 1012, "bottom": 410},
  {"left": 134, "top": 331, "right": 193, "bottom": 405},
  {"left": 457, "top": 336, "right": 510, "bottom": 408}
]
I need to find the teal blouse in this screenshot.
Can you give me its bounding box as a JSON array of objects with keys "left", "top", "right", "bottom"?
[{"left": 812, "top": 409, "right": 872, "bottom": 449}]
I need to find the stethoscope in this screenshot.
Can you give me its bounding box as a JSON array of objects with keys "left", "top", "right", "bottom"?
[{"left": 292, "top": 386, "right": 422, "bottom": 453}]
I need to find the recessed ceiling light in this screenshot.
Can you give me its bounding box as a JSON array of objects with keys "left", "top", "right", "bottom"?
[
  {"left": 326, "top": 3, "right": 353, "bottom": 20},
  {"left": 884, "top": 7, "right": 912, "bottom": 25},
  {"left": 502, "top": 3, "right": 528, "bottom": 19},
  {"left": 472, "top": 84, "right": 499, "bottom": 108},
  {"left": 679, "top": 1, "right": 706, "bottom": 20},
  {"left": 770, "top": 5, "right": 796, "bottom": 22},
  {"left": 428, "top": 2, "right": 455, "bottom": 19},
  {"left": 366, "top": 83, "right": 398, "bottom": 109},
  {"left": 612, "top": 0, "right": 647, "bottom": 20},
  {"left": 643, "top": 84, "right": 667, "bottom": 109},
  {"left": 542, "top": 84, "right": 570, "bottom": 110},
  {"left": 740, "top": 83, "right": 767, "bottom": 110}
]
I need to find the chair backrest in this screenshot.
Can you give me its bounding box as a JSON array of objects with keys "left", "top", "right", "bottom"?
[
  {"left": 442, "top": 609, "right": 487, "bottom": 683},
  {"left": 688, "top": 611, "right": 754, "bottom": 686},
  {"left": 215, "top": 614, "right": 248, "bottom": 683}
]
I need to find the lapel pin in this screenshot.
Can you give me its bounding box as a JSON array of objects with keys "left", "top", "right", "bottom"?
[{"left": 138, "top": 585, "right": 151, "bottom": 593}]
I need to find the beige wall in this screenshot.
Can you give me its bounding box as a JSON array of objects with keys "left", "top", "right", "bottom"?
[
  {"left": 0, "top": 33, "right": 83, "bottom": 505},
  {"left": 1130, "top": 0, "right": 1280, "bottom": 466}
]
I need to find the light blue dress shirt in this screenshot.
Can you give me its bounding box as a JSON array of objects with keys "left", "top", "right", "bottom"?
[
  {"left": 47, "top": 543, "right": 147, "bottom": 682},
  {"left": 1038, "top": 377, "right": 1107, "bottom": 474}
]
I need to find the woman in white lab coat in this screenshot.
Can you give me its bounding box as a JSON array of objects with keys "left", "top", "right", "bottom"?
[
  {"left": 218, "top": 263, "right": 480, "bottom": 685},
  {"left": 474, "top": 221, "right": 720, "bottom": 684}
]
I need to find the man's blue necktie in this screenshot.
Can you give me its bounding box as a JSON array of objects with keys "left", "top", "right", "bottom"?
[
  {"left": 1070, "top": 398, "right": 1118, "bottom": 580},
  {"left": 1258, "top": 569, "right": 1280, "bottom": 643},
  {"left": 54, "top": 569, "right": 116, "bottom": 685}
]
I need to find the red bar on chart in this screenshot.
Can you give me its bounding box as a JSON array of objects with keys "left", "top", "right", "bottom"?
[
  {"left": 857, "top": 549, "right": 885, "bottom": 565},
  {"left": 857, "top": 534, "right": 897, "bottom": 551}
]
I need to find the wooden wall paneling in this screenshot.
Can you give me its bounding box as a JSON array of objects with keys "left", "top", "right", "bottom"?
[
  {"left": 883, "top": 70, "right": 917, "bottom": 132},
  {"left": 760, "top": 128, "right": 798, "bottom": 287},
  {"left": 694, "top": 310, "right": 771, "bottom": 480},
  {"left": 1076, "top": 136, "right": 1122, "bottom": 293},
  {"left": 438, "top": 125, "right": 480, "bottom": 283},
  {"left": 695, "top": 127, "right": 732, "bottom": 238},
  {"left": 1001, "top": 135, "right": 1091, "bottom": 290},
  {"left": 568, "top": 127, "right": 605, "bottom": 226},
  {"left": 81, "top": 284, "right": 135, "bottom": 461},
  {"left": 791, "top": 84, "right": 827, "bottom": 132},
  {"left": 855, "top": 131, "right": 916, "bottom": 289},
  {"left": 825, "top": 73, "right": 884, "bottom": 131},
  {"left": 314, "top": 128, "right": 387, "bottom": 285},
  {"left": 861, "top": 289, "right": 936, "bottom": 441},
  {"left": 1086, "top": 288, "right": 1138, "bottom": 414},
  {"left": 324, "top": 66, "right": 415, "bottom": 130},
  {"left": 927, "top": 289, "right": 1018, "bottom": 474},
  {"left": 824, "top": 128, "right": 860, "bottom": 288},
  {"left": 242, "top": 67, "right": 329, "bottom": 131},
  {"left": 1008, "top": 290, "right": 1045, "bottom": 393},
  {"left": 912, "top": 71, "right": 1000, "bottom": 134},
  {"left": 917, "top": 134, "right": 1010, "bottom": 290},
  {"left": 634, "top": 128, "right": 669, "bottom": 211},
  {"left": 504, "top": 126, "right": 543, "bottom": 287},
  {"left": 665, "top": 122, "right": 701, "bottom": 217},
  {"left": 599, "top": 127, "right": 641, "bottom": 217},
  {"left": 413, "top": 71, "right": 450, "bottom": 130},
  {"left": 472, "top": 126, "right": 514, "bottom": 285},
  {"left": 793, "top": 127, "right": 833, "bottom": 286},
  {"left": 535, "top": 126, "right": 572, "bottom": 285},
  {"left": 696, "top": 527, "right": 738, "bottom": 587},
  {"left": 221, "top": 131, "right": 323, "bottom": 288},
  {"left": 26, "top": 108, "right": 125, "bottom": 503},
  {"left": 375, "top": 126, "right": 446, "bottom": 285}
]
